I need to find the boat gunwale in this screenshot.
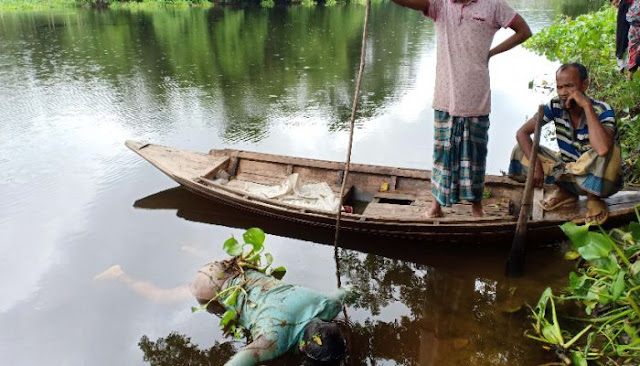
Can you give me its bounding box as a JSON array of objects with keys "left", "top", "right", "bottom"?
[
  {"left": 126, "top": 141, "right": 640, "bottom": 238},
  {"left": 211, "top": 148, "right": 520, "bottom": 186}
]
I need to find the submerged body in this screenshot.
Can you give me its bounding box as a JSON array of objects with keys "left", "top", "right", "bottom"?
[{"left": 191, "top": 261, "right": 348, "bottom": 366}]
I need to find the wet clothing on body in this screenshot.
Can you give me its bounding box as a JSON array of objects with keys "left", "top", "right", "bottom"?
[{"left": 191, "top": 262, "right": 347, "bottom": 366}]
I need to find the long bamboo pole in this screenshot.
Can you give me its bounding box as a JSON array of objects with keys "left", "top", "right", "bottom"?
[
  {"left": 333, "top": 0, "right": 371, "bottom": 289},
  {"left": 506, "top": 104, "right": 544, "bottom": 277}
]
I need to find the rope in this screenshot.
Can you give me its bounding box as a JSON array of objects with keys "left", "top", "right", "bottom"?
[{"left": 333, "top": 0, "right": 371, "bottom": 290}]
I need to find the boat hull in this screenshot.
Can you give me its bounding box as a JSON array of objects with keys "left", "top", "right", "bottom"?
[{"left": 125, "top": 140, "right": 640, "bottom": 244}]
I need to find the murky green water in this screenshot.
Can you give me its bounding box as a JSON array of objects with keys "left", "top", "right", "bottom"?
[{"left": 0, "top": 1, "right": 605, "bottom": 365}]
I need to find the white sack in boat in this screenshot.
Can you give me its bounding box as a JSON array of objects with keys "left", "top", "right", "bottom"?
[{"left": 231, "top": 173, "right": 340, "bottom": 213}]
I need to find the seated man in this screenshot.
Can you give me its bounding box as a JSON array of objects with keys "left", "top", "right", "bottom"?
[
  {"left": 96, "top": 260, "right": 349, "bottom": 366},
  {"left": 508, "top": 62, "right": 623, "bottom": 224}
]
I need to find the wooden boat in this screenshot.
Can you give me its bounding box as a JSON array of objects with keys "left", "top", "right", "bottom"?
[
  {"left": 133, "top": 186, "right": 576, "bottom": 278},
  {"left": 125, "top": 140, "right": 640, "bottom": 243}
]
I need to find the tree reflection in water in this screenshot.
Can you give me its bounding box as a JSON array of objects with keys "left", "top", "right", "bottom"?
[
  {"left": 345, "top": 250, "right": 569, "bottom": 365},
  {"left": 139, "top": 333, "right": 236, "bottom": 366}
]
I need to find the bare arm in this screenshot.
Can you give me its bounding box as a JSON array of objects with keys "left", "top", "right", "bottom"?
[
  {"left": 390, "top": 0, "right": 430, "bottom": 12},
  {"left": 515, "top": 112, "right": 545, "bottom": 187},
  {"left": 224, "top": 336, "right": 277, "bottom": 366},
  {"left": 489, "top": 14, "right": 532, "bottom": 59},
  {"left": 567, "top": 91, "right": 615, "bottom": 156},
  {"left": 584, "top": 106, "right": 615, "bottom": 156}
]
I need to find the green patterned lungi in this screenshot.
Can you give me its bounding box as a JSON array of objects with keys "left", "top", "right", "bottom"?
[
  {"left": 508, "top": 144, "right": 623, "bottom": 198},
  {"left": 430, "top": 110, "right": 490, "bottom": 206}
]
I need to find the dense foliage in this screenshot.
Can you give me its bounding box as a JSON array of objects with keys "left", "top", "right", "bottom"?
[
  {"left": 526, "top": 213, "right": 640, "bottom": 365},
  {"left": 524, "top": 6, "right": 640, "bottom": 184},
  {"left": 0, "top": 0, "right": 76, "bottom": 11},
  {"left": 0, "top": 0, "right": 352, "bottom": 10}
]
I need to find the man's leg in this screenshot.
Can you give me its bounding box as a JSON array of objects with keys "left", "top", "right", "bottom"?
[
  {"left": 559, "top": 144, "right": 623, "bottom": 224},
  {"left": 507, "top": 144, "right": 579, "bottom": 210},
  {"left": 94, "top": 265, "right": 191, "bottom": 303},
  {"left": 460, "top": 116, "right": 490, "bottom": 217},
  {"left": 427, "top": 110, "right": 453, "bottom": 218}
]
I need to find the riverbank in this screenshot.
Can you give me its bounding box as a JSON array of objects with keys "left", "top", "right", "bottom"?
[
  {"left": 524, "top": 9, "right": 640, "bottom": 363},
  {"left": 0, "top": 0, "right": 212, "bottom": 11},
  {"left": 0, "top": 0, "right": 75, "bottom": 11},
  {"left": 0, "top": 0, "right": 348, "bottom": 11}
]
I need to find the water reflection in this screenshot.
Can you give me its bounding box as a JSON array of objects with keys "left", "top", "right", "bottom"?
[
  {"left": 0, "top": 1, "right": 605, "bottom": 365},
  {"left": 139, "top": 334, "right": 237, "bottom": 366},
  {"left": 133, "top": 186, "right": 572, "bottom": 365},
  {"left": 0, "top": 5, "right": 430, "bottom": 143},
  {"left": 136, "top": 267, "right": 566, "bottom": 365}
]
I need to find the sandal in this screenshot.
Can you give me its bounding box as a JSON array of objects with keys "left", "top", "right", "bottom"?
[
  {"left": 585, "top": 199, "right": 609, "bottom": 225},
  {"left": 537, "top": 189, "right": 578, "bottom": 211}
]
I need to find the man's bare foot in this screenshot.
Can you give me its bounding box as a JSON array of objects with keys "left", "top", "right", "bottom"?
[
  {"left": 471, "top": 202, "right": 484, "bottom": 217},
  {"left": 425, "top": 201, "right": 444, "bottom": 218}
]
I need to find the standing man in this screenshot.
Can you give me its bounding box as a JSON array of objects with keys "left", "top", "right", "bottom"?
[
  {"left": 390, "top": 0, "right": 531, "bottom": 218},
  {"left": 612, "top": 0, "right": 633, "bottom": 73},
  {"left": 627, "top": 0, "right": 640, "bottom": 80}
]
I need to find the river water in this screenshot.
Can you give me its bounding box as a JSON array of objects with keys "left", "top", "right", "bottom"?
[{"left": 0, "top": 1, "right": 606, "bottom": 365}]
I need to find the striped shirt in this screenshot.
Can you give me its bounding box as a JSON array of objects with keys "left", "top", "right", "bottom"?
[{"left": 542, "top": 97, "right": 617, "bottom": 163}]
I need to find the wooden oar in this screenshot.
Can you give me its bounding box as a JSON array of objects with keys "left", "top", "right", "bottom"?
[{"left": 506, "top": 104, "right": 544, "bottom": 277}]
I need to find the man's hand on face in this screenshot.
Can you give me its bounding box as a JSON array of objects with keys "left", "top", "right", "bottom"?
[{"left": 565, "top": 90, "right": 591, "bottom": 109}]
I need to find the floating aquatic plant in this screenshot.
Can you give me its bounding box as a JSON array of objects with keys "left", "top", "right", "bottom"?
[
  {"left": 526, "top": 207, "right": 640, "bottom": 365},
  {"left": 191, "top": 228, "right": 286, "bottom": 339}
]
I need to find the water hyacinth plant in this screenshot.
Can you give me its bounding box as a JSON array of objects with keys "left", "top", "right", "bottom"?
[
  {"left": 526, "top": 207, "right": 640, "bottom": 365},
  {"left": 191, "top": 228, "right": 286, "bottom": 339}
]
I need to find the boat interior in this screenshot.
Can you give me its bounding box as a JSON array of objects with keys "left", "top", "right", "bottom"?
[{"left": 203, "top": 149, "right": 519, "bottom": 221}]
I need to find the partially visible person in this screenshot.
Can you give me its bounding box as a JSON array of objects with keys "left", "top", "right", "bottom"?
[
  {"left": 508, "top": 63, "right": 623, "bottom": 225},
  {"left": 191, "top": 260, "right": 348, "bottom": 366},
  {"left": 613, "top": 0, "right": 633, "bottom": 73},
  {"left": 95, "top": 260, "right": 349, "bottom": 366},
  {"left": 390, "top": 0, "right": 531, "bottom": 218},
  {"left": 627, "top": 0, "right": 640, "bottom": 79}
]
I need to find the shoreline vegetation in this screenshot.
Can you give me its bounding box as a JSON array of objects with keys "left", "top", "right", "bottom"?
[
  {"left": 0, "top": 0, "right": 354, "bottom": 11},
  {"left": 525, "top": 216, "right": 640, "bottom": 365},
  {"left": 524, "top": 7, "right": 640, "bottom": 365}
]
